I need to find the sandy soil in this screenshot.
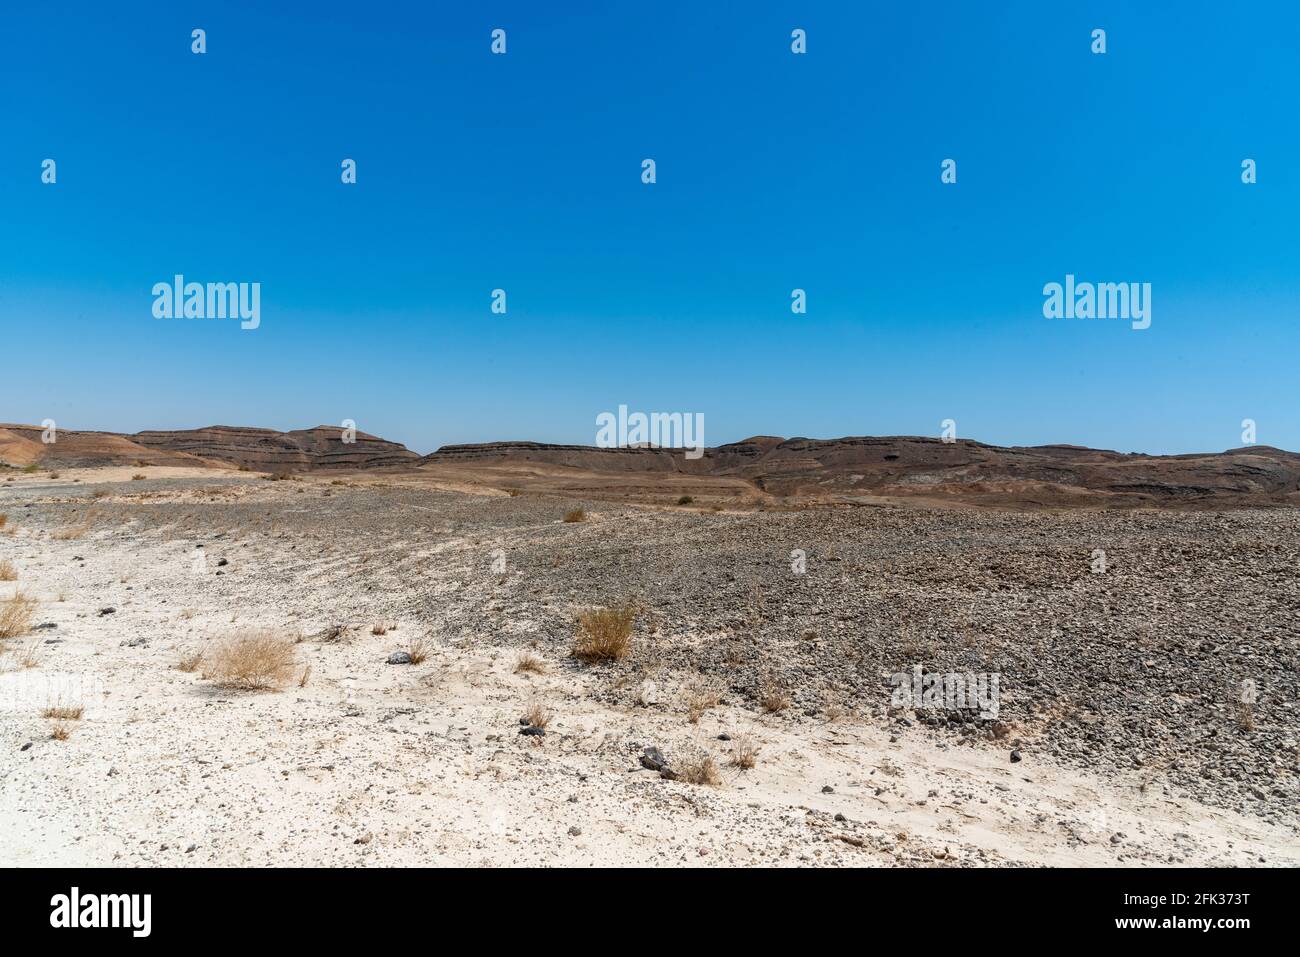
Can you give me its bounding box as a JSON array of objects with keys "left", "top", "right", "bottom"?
[{"left": 0, "top": 470, "right": 1295, "bottom": 867}]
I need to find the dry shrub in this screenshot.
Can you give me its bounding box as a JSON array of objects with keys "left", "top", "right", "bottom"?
[
  {"left": 524, "top": 700, "right": 551, "bottom": 729},
  {"left": 679, "top": 753, "right": 722, "bottom": 787},
  {"left": 42, "top": 703, "right": 84, "bottom": 720},
  {"left": 371, "top": 622, "right": 389, "bottom": 636},
  {"left": 50, "top": 722, "right": 71, "bottom": 741},
  {"left": 131, "top": 473, "right": 146, "bottom": 481},
  {"left": 1237, "top": 701, "right": 1255, "bottom": 732},
  {"left": 514, "top": 650, "right": 547, "bottom": 674},
  {"left": 405, "top": 635, "right": 430, "bottom": 665},
  {"left": 16, "top": 640, "right": 41, "bottom": 669},
  {"left": 730, "top": 733, "right": 760, "bottom": 770},
  {"left": 563, "top": 508, "right": 585, "bottom": 523},
  {"left": 0, "top": 592, "right": 37, "bottom": 641},
  {"left": 175, "top": 649, "right": 204, "bottom": 673},
  {"left": 573, "top": 604, "right": 636, "bottom": 662},
  {"left": 759, "top": 676, "right": 791, "bottom": 713},
  {"left": 201, "top": 630, "right": 298, "bottom": 690},
  {"left": 676, "top": 495, "right": 694, "bottom": 505},
  {"left": 0, "top": 560, "right": 16, "bottom": 581},
  {"left": 685, "top": 683, "right": 722, "bottom": 724},
  {"left": 52, "top": 509, "right": 102, "bottom": 541}
]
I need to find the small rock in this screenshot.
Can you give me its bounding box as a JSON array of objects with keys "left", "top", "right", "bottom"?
[
  {"left": 717, "top": 733, "right": 731, "bottom": 741},
  {"left": 386, "top": 651, "right": 412, "bottom": 665},
  {"left": 216, "top": 559, "right": 228, "bottom": 567},
  {"left": 640, "top": 746, "right": 669, "bottom": 772},
  {"left": 567, "top": 826, "right": 582, "bottom": 837},
  {"left": 99, "top": 607, "right": 116, "bottom": 616},
  {"left": 1010, "top": 749, "right": 1022, "bottom": 763},
  {"left": 20, "top": 742, "right": 32, "bottom": 752},
  {"left": 834, "top": 813, "right": 847, "bottom": 822},
  {"left": 519, "top": 726, "right": 545, "bottom": 737},
  {"left": 822, "top": 785, "right": 835, "bottom": 794}
]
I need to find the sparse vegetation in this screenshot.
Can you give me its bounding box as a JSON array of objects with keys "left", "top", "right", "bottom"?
[
  {"left": 175, "top": 649, "right": 204, "bottom": 673},
  {"left": 42, "top": 703, "right": 84, "bottom": 720},
  {"left": 132, "top": 473, "right": 146, "bottom": 481},
  {"left": 676, "top": 495, "right": 694, "bottom": 505},
  {"left": 563, "top": 508, "right": 586, "bottom": 523},
  {"left": 0, "top": 560, "right": 16, "bottom": 581},
  {"left": 16, "top": 640, "right": 41, "bottom": 669},
  {"left": 50, "top": 722, "right": 71, "bottom": 741},
  {"left": 298, "top": 664, "right": 312, "bottom": 687},
  {"left": 523, "top": 700, "right": 551, "bottom": 729},
  {"left": 405, "top": 635, "right": 430, "bottom": 665},
  {"left": 678, "top": 753, "right": 722, "bottom": 786},
  {"left": 0, "top": 592, "right": 37, "bottom": 641},
  {"left": 0, "top": 513, "right": 7, "bottom": 529},
  {"left": 371, "top": 622, "right": 389, "bottom": 636},
  {"left": 573, "top": 603, "right": 637, "bottom": 662},
  {"left": 730, "top": 733, "right": 760, "bottom": 770},
  {"left": 201, "top": 630, "right": 298, "bottom": 690},
  {"left": 685, "top": 683, "right": 722, "bottom": 724},
  {"left": 759, "top": 677, "right": 791, "bottom": 713},
  {"left": 514, "top": 650, "right": 547, "bottom": 674}
]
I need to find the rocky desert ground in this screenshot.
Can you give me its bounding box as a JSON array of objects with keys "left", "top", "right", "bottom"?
[{"left": 1, "top": 466, "right": 1297, "bottom": 867}]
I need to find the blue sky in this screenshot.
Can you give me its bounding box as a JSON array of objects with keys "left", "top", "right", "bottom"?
[{"left": 2, "top": 1, "right": 1297, "bottom": 455}]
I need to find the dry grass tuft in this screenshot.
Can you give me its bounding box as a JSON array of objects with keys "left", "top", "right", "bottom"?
[
  {"left": 563, "top": 508, "right": 586, "bottom": 523},
  {"left": 131, "top": 473, "right": 146, "bottom": 481},
  {"left": 523, "top": 699, "right": 551, "bottom": 729},
  {"left": 573, "top": 603, "right": 636, "bottom": 662},
  {"left": 678, "top": 753, "right": 722, "bottom": 787},
  {"left": 371, "top": 622, "right": 389, "bottom": 636},
  {"left": 0, "top": 592, "right": 38, "bottom": 641},
  {"left": 676, "top": 495, "right": 694, "bottom": 505},
  {"left": 50, "top": 721, "right": 71, "bottom": 741},
  {"left": 514, "top": 650, "right": 547, "bottom": 674},
  {"left": 42, "top": 703, "right": 84, "bottom": 720},
  {"left": 405, "top": 635, "right": 430, "bottom": 665},
  {"left": 201, "top": 630, "right": 298, "bottom": 690},
  {"left": 1237, "top": 701, "right": 1255, "bottom": 732},
  {"left": 685, "top": 683, "right": 722, "bottom": 724},
  {"left": 298, "top": 664, "right": 312, "bottom": 688},
  {"left": 16, "top": 641, "right": 41, "bottom": 669},
  {"left": 759, "top": 677, "right": 791, "bottom": 713},
  {"left": 175, "top": 649, "right": 204, "bottom": 673},
  {"left": 730, "top": 733, "right": 760, "bottom": 770},
  {"left": 0, "top": 560, "right": 16, "bottom": 581}
]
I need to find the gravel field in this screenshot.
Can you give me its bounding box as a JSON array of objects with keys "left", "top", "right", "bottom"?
[{"left": 1, "top": 469, "right": 1296, "bottom": 866}]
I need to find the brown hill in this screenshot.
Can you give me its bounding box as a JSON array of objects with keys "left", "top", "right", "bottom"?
[
  {"left": 0, "top": 424, "right": 419, "bottom": 472},
  {"left": 130, "top": 425, "right": 419, "bottom": 472},
  {"left": 0, "top": 425, "right": 215, "bottom": 469},
  {"left": 422, "top": 436, "right": 1300, "bottom": 507}
]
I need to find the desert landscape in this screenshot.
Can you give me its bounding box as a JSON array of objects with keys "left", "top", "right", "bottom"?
[{"left": 1, "top": 426, "right": 1296, "bottom": 867}]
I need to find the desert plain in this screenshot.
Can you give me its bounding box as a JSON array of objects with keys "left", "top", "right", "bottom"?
[{"left": 1, "top": 454, "right": 1297, "bottom": 868}]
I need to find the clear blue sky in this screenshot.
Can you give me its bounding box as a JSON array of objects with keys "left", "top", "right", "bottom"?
[{"left": 2, "top": 1, "right": 1296, "bottom": 455}]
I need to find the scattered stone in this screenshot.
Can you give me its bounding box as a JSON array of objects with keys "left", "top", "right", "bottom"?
[
  {"left": 567, "top": 826, "right": 582, "bottom": 837},
  {"left": 20, "top": 742, "right": 32, "bottom": 752},
  {"left": 99, "top": 607, "right": 116, "bottom": 616},
  {"left": 822, "top": 785, "right": 835, "bottom": 794},
  {"left": 640, "top": 746, "right": 669, "bottom": 772},
  {"left": 520, "top": 726, "right": 545, "bottom": 737},
  {"left": 1010, "top": 749, "right": 1022, "bottom": 763},
  {"left": 386, "top": 651, "right": 412, "bottom": 665}
]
